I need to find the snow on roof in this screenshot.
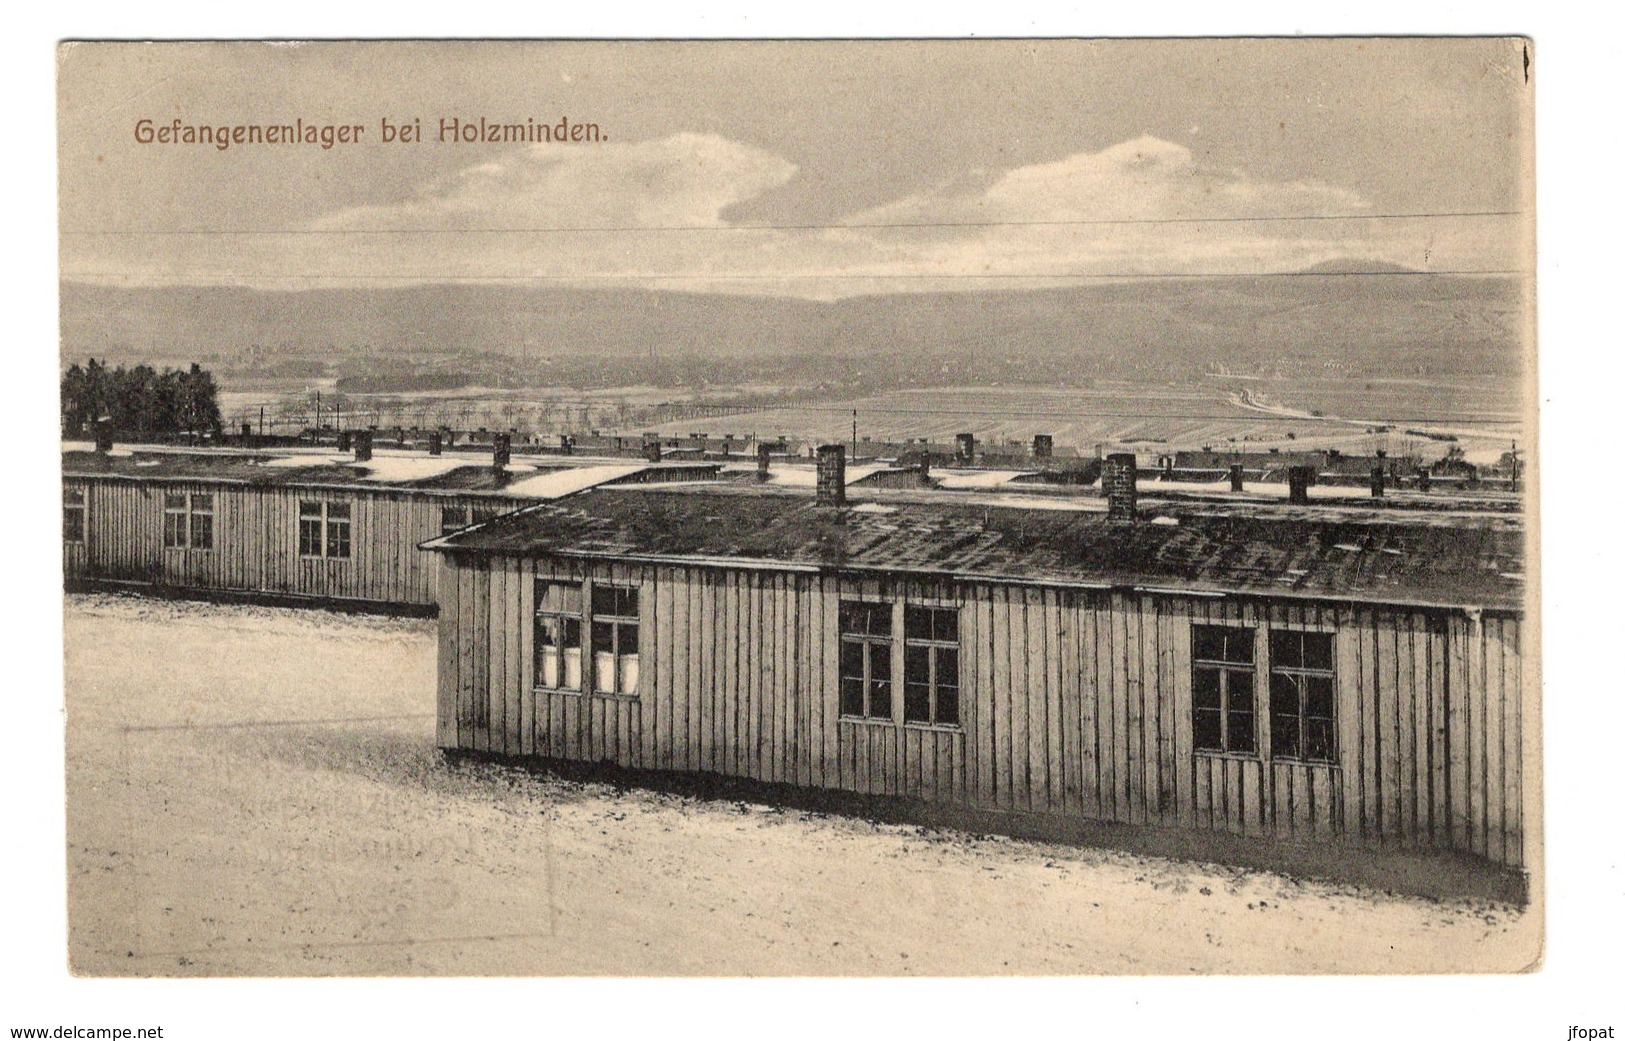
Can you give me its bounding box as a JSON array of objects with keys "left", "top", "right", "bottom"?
[
  {"left": 499, "top": 464, "right": 651, "bottom": 499},
  {"left": 934, "top": 469, "right": 1036, "bottom": 489},
  {"left": 767, "top": 463, "right": 895, "bottom": 488}
]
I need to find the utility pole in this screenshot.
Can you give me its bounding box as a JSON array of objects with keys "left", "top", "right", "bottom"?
[{"left": 851, "top": 409, "right": 858, "bottom": 456}]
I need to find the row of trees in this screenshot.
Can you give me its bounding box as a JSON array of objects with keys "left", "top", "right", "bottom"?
[{"left": 61, "top": 358, "right": 223, "bottom": 438}]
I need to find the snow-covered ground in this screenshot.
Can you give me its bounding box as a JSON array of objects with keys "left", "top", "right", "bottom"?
[{"left": 63, "top": 594, "right": 1539, "bottom": 976}]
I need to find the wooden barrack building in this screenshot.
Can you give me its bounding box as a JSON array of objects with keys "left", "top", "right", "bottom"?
[{"left": 423, "top": 450, "right": 1530, "bottom": 877}]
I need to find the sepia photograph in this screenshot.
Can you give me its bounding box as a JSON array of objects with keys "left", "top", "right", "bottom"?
[{"left": 51, "top": 33, "right": 1545, "bottom": 992}]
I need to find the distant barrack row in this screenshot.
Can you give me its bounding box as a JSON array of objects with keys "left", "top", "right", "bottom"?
[{"left": 134, "top": 118, "right": 368, "bottom": 151}]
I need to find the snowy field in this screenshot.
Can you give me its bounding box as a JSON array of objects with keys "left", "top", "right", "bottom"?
[{"left": 63, "top": 594, "right": 1539, "bottom": 976}]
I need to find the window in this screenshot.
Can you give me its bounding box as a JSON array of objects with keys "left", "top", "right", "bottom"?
[
  {"left": 298, "top": 501, "right": 351, "bottom": 559},
  {"left": 163, "top": 492, "right": 213, "bottom": 550},
  {"left": 839, "top": 600, "right": 894, "bottom": 721},
  {"left": 903, "top": 605, "right": 960, "bottom": 726},
  {"left": 535, "top": 581, "right": 584, "bottom": 691},
  {"left": 590, "top": 584, "right": 640, "bottom": 695},
  {"left": 1191, "top": 625, "right": 1256, "bottom": 755},
  {"left": 63, "top": 487, "right": 86, "bottom": 544},
  {"left": 1269, "top": 631, "right": 1336, "bottom": 762},
  {"left": 441, "top": 505, "right": 500, "bottom": 536}
]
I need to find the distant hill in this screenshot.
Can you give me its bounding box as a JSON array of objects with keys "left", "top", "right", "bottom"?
[{"left": 59, "top": 273, "right": 1526, "bottom": 379}]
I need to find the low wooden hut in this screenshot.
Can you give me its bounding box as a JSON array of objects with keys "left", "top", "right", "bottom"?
[{"left": 422, "top": 451, "right": 1530, "bottom": 881}]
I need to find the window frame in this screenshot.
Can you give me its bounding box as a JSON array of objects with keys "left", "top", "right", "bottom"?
[
  {"left": 298, "top": 500, "right": 352, "bottom": 560},
  {"left": 63, "top": 486, "right": 87, "bottom": 545},
  {"left": 1187, "top": 622, "right": 1339, "bottom": 766},
  {"left": 162, "top": 491, "right": 214, "bottom": 552},
  {"left": 1190, "top": 624, "right": 1258, "bottom": 758},
  {"left": 590, "top": 583, "right": 641, "bottom": 697},
  {"left": 1267, "top": 629, "right": 1338, "bottom": 764},
  {"left": 838, "top": 599, "right": 896, "bottom": 723},
  {"left": 902, "top": 604, "right": 961, "bottom": 730},
  {"left": 839, "top": 597, "right": 963, "bottom": 730},
  {"left": 533, "top": 579, "right": 586, "bottom": 694}
]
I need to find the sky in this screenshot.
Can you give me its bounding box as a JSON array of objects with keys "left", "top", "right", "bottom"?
[{"left": 57, "top": 39, "right": 1533, "bottom": 298}]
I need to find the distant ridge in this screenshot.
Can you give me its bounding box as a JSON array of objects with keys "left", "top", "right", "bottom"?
[
  {"left": 59, "top": 273, "right": 1525, "bottom": 378},
  {"left": 1299, "top": 257, "right": 1422, "bottom": 275}
]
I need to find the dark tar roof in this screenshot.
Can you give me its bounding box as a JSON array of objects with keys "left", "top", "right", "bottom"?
[{"left": 427, "top": 485, "right": 1526, "bottom": 611}]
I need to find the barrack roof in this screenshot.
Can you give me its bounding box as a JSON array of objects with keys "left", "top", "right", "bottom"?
[{"left": 424, "top": 484, "right": 1526, "bottom": 612}]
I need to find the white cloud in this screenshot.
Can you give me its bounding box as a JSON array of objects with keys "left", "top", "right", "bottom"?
[{"left": 64, "top": 134, "right": 1521, "bottom": 296}]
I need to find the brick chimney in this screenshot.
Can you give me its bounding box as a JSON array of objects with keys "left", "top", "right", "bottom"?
[
  {"left": 756, "top": 443, "right": 772, "bottom": 482},
  {"left": 559, "top": 433, "right": 574, "bottom": 456},
  {"left": 816, "top": 443, "right": 846, "bottom": 506},
  {"left": 955, "top": 432, "right": 975, "bottom": 464},
  {"left": 1417, "top": 467, "right": 1431, "bottom": 492},
  {"left": 353, "top": 429, "right": 373, "bottom": 463},
  {"left": 93, "top": 421, "right": 113, "bottom": 454},
  {"left": 427, "top": 431, "right": 443, "bottom": 456},
  {"left": 1288, "top": 465, "right": 1314, "bottom": 504},
  {"left": 1032, "top": 434, "right": 1053, "bottom": 459},
  {"left": 1229, "top": 463, "right": 1245, "bottom": 493},
  {"left": 915, "top": 454, "right": 933, "bottom": 488},
  {"left": 492, "top": 433, "right": 511, "bottom": 470},
  {"left": 1370, "top": 465, "right": 1386, "bottom": 498},
  {"left": 1103, "top": 453, "right": 1138, "bottom": 524},
  {"left": 337, "top": 430, "right": 353, "bottom": 453},
  {"left": 643, "top": 437, "right": 663, "bottom": 463}
]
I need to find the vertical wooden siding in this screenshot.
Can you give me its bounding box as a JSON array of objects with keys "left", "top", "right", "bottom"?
[
  {"left": 438, "top": 554, "right": 1527, "bottom": 867},
  {"left": 64, "top": 477, "right": 513, "bottom": 607}
]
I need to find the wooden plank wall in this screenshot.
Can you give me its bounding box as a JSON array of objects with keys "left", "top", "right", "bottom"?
[
  {"left": 65, "top": 477, "right": 514, "bottom": 607},
  {"left": 439, "top": 555, "right": 1527, "bottom": 868}
]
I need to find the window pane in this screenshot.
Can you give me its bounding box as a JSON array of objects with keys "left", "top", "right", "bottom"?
[
  {"left": 563, "top": 648, "right": 582, "bottom": 690},
  {"left": 937, "top": 647, "right": 958, "bottom": 689},
  {"left": 1229, "top": 669, "right": 1254, "bottom": 714},
  {"left": 1271, "top": 710, "right": 1301, "bottom": 759},
  {"left": 1303, "top": 632, "right": 1334, "bottom": 672},
  {"left": 1304, "top": 717, "right": 1335, "bottom": 762},
  {"left": 904, "top": 644, "right": 930, "bottom": 686},
  {"left": 839, "top": 640, "right": 864, "bottom": 683},
  {"left": 595, "top": 651, "right": 616, "bottom": 693},
  {"left": 1304, "top": 674, "right": 1335, "bottom": 720},
  {"left": 1270, "top": 630, "right": 1303, "bottom": 669},
  {"left": 619, "top": 621, "right": 639, "bottom": 655},
  {"left": 164, "top": 512, "right": 185, "bottom": 548},
  {"left": 441, "top": 506, "right": 467, "bottom": 535},
  {"left": 191, "top": 494, "right": 213, "bottom": 513},
  {"left": 934, "top": 609, "right": 959, "bottom": 643},
  {"left": 620, "top": 654, "right": 639, "bottom": 696},
  {"left": 1228, "top": 709, "right": 1256, "bottom": 754},
  {"left": 1270, "top": 671, "right": 1300, "bottom": 716},
  {"left": 537, "top": 645, "right": 560, "bottom": 689},
  {"left": 164, "top": 493, "right": 186, "bottom": 510},
  {"left": 190, "top": 512, "right": 213, "bottom": 549},
  {"left": 841, "top": 601, "right": 890, "bottom": 637},
  {"left": 937, "top": 683, "right": 959, "bottom": 726},
  {"left": 870, "top": 646, "right": 890, "bottom": 684},
  {"left": 905, "top": 605, "right": 932, "bottom": 641},
  {"left": 870, "top": 677, "right": 891, "bottom": 718},
  {"left": 1192, "top": 665, "right": 1221, "bottom": 711},
  {"left": 904, "top": 682, "right": 931, "bottom": 724},
  {"left": 592, "top": 620, "right": 614, "bottom": 655},
  {"left": 300, "top": 501, "right": 322, "bottom": 517},
  {"left": 840, "top": 675, "right": 864, "bottom": 717},
  {"left": 592, "top": 584, "right": 618, "bottom": 615},
  {"left": 299, "top": 518, "right": 322, "bottom": 556},
  {"left": 1194, "top": 708, "right": 1222, "bottom": 752},
  {"left": 65, "top": 488, "right": 85, "bottom": 506},
  {"left": 64, "top": 507, "right": 84, "bottom": 542},
  {"left": 1196, "top": 625, "right": 1252, "bottom": 664},
  {"left": 327, "top": 502, "right": 351, "bottom": 519}
]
